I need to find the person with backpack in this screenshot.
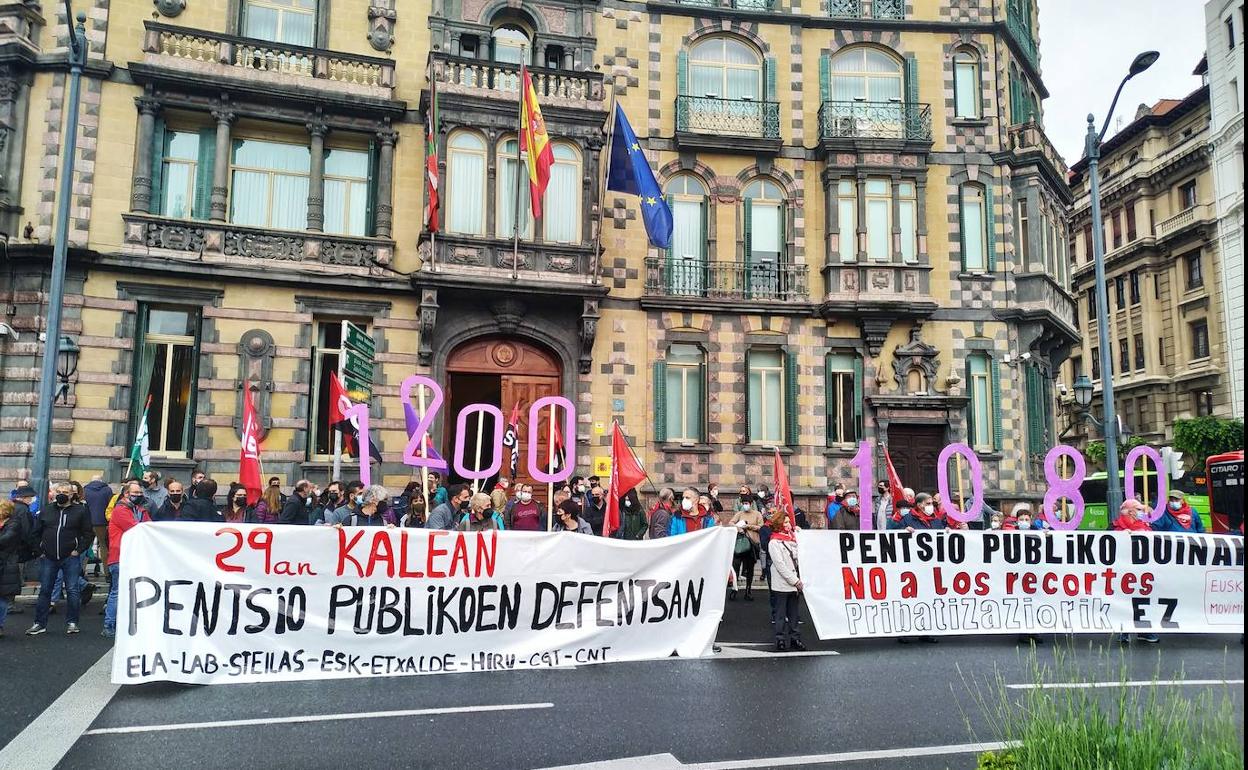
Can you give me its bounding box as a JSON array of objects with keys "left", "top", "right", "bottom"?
[
  {"left": 329, "top": 485, "right": 392, "bottom": 528},
  {"left": 26, "top": 482, "right": 93, "bottom": 636}
]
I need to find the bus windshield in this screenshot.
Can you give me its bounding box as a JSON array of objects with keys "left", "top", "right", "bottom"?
[{"left": 1081, "top": 471, "right": 1200, "bottom": 506}]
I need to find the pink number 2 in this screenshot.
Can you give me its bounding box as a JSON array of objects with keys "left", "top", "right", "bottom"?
[{"left": 400, "top": 375, "right": 448, "bottom": 472}]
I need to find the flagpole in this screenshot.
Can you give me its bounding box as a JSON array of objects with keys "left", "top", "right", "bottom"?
[
  {"left": 591, "top": 89, "right": 618, "bottom": 288},
  {"left": 513, "top": 52, "right": 527, "bottom": 281},
  {"left": 331, "top": 322, "right": 345, "bottom": 484},
  {"left": 417, "top": 382, "right": 431, "bottom": 514},
  {"left": 472, "top": 410, "right": 485, "bottom": 494},
  {"left": 125, "top": 394, "right": 152, "bottom": 480},
  {"left": 546, "top": 402, "right": 555, "bottom": 531}
]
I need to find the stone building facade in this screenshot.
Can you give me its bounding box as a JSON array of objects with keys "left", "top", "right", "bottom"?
[
  {"left": 0, "top": 0, "right": 1075, "bottom": 509},
  {"left": 1061, "top": 86, "right": 1233, "bottom": 447}
]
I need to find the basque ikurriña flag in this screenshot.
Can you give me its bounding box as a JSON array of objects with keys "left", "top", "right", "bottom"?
[
  {"left": 606, "top": 103, "right": 673, "bottom": 249},
  {"left": 425, "top": 75, "right": 440, "bottom": 233}
]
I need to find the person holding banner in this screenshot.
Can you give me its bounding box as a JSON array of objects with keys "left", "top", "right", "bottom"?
[
  {"left": 101, "top": 480, "right": 150, "bottom": 639},
  {"left": 181, "top": 478, "right": 225, "bottom": 524},
  {"left": 1111, "top": 499, "right": 1162, "bottom": 644},
  {"left": 329, "top": 485, "right": 391, "bottom": 528},
  {"left": 427, "top": 484, "right": 470, "bottom": 531},
  {"left": 1151, "top": 490, "right": 1205, "bottom": 533},
  {"left": 766, "top": 510, "right": 806, "bottom": 652}
]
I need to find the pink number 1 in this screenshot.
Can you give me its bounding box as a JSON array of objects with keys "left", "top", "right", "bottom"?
[
  {"left": 850, "top": 441, "right": 875, "bottom": 530},
  {"left": 342, "top": 401, "right": 371, "bottom": 487}
]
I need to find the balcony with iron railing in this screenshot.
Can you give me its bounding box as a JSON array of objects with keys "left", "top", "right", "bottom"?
[
  {"left": 675, "top": 95, "right": 782, "bottom": 153},
  {"left": 1006, "top": 8, "right": 1039, "bottom": 69},
  {"left": 643, "top": 257, "right": 809, "bottom": 304},
  {"left": 418, "top": 231, "right": 598, "bottom": 290},
  {"left": 675, "top": 0, "right": 777, "bottom": 10},
  {"left": 818, "top": 100, "right": 932, "bottom": 146},
  {"left": 1005, "top": 119, "right": 1068, "bottom": 183},
  {"left": 138, "top": 22, "right": 396, "bottom": 102},
  {"left": 429, "top": 51, "right": 605, "bottom": 111},
  {"left": 1006, "top": 272, "right": 1080, "bottom": 343},
  {"left": 828, "top": 0, "right": 905, "bottom": 19}
]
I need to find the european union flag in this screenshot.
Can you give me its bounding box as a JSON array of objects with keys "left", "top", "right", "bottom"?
[{"left": 606, "top": 103, "right": 673, "bottom": 249}]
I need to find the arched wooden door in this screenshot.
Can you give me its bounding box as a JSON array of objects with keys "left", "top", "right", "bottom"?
[{"left": 445, "top": 338, "right": 562, "bottom": 493}]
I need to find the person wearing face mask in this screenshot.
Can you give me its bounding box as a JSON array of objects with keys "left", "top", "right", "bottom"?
[
  {"left": 887, "top": 497, "right": 911, "bottom": 530},
  {"left": 250, "top": 483, "right": 281, "bottom": 525},
  {"left": 1151, "top": 490, "right": 1204, "bottom": 533},
  {"left": 648, "top": 488, "right": 676, "bottom": 540},
  {"left": 828, "top": 489, "right": 862, "bottom": 530},
  {"left": 1006, "top": 508, "right": 1039, "bottom": 532},
  {"left": 506, "top": 484, "right": 542, "bottom": 531},
  {"left": 224, "top": 483, "right": 253, "bottom": 524},
  {"left": 273, "top": 479, "right": 313, "bottom": 525},
  {"left": 26, "top": 483, "right": 93, "bottom": 636},
  {"left": 615, "top": 488, "right": 647, "bottom": 540},
  {"left": 874, "top": 481, "right": 893, "bottom": 531},
  {"left": 582, "top": 486, "right": 607, "bottom": 536},
  {"left": 98, "top": 480, "right": 153, "bottom": 638},
  {"left": 312, "top": 482, "right": 343, "bottom": 525},
  {"left": 901, "top": 493, "right": 946, "bottom": 532},
  {"left": 426, "top": 484, "right": 472, "bottom": 531},
  {"left": 988, "top": 512, "right": 1004, "bottom": 531},
  {"left": 396, "top": 482, "right": 427, "bottom": 528},
  {"left": 458, "top": 492, "right": 503, "bottom": 532},
  {"left": 1111, "top": 499, "right": 1160, "bottom": 644},
  {"left": 554, "top": 499, "right": 593, "bottom": 534},
  {"left": 767, "top": 510, "right": 806, "bottom": 652},
  {"left": 730, "top": 495, "right": 763, "bottom": 599},
  {"left": 154, "top": 480, "right": 188, "bottom": 522},
  {"left": 141, "top": 470, "right": 167, "bottom": 513},
  {"left": 669, "top": 488, "right": 708, "bottom": 536},
  {"left": 330, "top": 485, "right": 393, "bottom": 528}
]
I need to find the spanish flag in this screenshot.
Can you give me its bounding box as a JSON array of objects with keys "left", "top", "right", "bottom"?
[{"left": 520, "top": 65, "right": 554, "bottom": 218}]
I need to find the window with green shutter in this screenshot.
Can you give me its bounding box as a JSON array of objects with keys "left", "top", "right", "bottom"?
[
  {"left": 665, "top": 344, "right": 705, "bottom": 443},
  {"left": 784, "top": 349, "right": 799, "bottom": 446},
  {"left": 903, "top": 53, "right": 919, "bottom": 105},
  {"left": 967, "top": 354, "right": 993, "bottom": 451},
  {"left": 990, "top": 356, "right": 1003, "bottom": 451},
  {"left": 747, "top": 349, "right": 784, "bottom": 444},
  {"left": 653, "top": 361, "right": 667, "bottom": 444},
  {"left": 819, "top": 54, "right": 831, "bottom": 102},
  {"left": 1025, "top": 363, "right": 1045, "bottom": 456},
  {"left": 764, "top": 55, "right": 777, "bottom": 102},
  {"left": 193, "top": 127, "right": 215, "bottom": 220},
  {"left": 985, "top": 182, "right": 997, "bottom": 271}
]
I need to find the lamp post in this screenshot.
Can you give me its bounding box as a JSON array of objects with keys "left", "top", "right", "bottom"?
[
  {"left": 1084, "top": 50, "right": 1160, "bottom": 517},
  {"left": 30, "top": 3, "right": 87, "bottom": 502},
  {"left": 55, "top": 334, "right": 80, "bottom": 403}
]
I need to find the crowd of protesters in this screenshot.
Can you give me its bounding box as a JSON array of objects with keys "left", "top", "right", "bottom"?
[{"left": 0, "top": 466, "right": 1224, "bottom": 651}]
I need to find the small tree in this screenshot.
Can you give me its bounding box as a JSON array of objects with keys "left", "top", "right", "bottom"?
[
  {"left": 1085, "top": 436, "right": 1147, "bottom": 472},
  {"left": 1173, "top": 416, "right": 1245, "bottom": 473}
]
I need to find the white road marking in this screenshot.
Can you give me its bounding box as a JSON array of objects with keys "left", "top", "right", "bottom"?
[
  {"left": 82, "top": 702, "right": 554, "bottom": 736},
  {"left": 537, "top": 742, "right": 1020, "bottom": 770},
  {"left": 1008, "top": 679, "right": 1244, "bottom": 690},
  {"left": 0, "top": 651, "right": 118, "bottom": 768},
  {"left": 714, "top": 643, "right": 840, "bottom": 659}
]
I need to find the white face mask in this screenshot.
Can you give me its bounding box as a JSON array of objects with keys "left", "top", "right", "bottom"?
[
  {"left": 741, "top": 503, "right": 751, "bottom": 511},
  {"left": 923, "top": 505, "right": 935, "bottom": 515},
  {"left": 681, "top": 499, "right": 694, "bottom": 511},
  {"left": 845, "top": 497, "right": 858, "bottom": 507},
  {"left": 623, "top": 498, "right": 631, "bottom": 508},
  {"left": 1168, "top": 500, "right": 1181, "bottom": 510},
  {"left": 990, "top": 521, "right": 1002, "bottom": 530},
  {"left": 1018, "top": 520, "right": 1031, "bottom": 529},
  {"left": 519, "top": 492, "right": 532, "bottom": 502}
]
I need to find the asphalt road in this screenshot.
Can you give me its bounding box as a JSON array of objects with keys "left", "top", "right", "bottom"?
[{"left": 2, "top": 590, "right": 1243, "bottom": 770}]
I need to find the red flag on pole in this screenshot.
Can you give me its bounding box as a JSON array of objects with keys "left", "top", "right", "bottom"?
[
  {"left": 773, "top": 448, "right": 796, "bottom": 529},
  {"left": 502, "top": 401, "right": 521, "bottom": 480},
  {"left": 239, "top": 387, "right": 263, "bottom": 506},
  {"left": 882, "top": 445, "right": 906, "bottom": 506},
  {"left": 604, "top": 421, "right": 647, "bottom": 538},
  {"left": 547, "top": 417, "right": 566, "bottom": 474}
]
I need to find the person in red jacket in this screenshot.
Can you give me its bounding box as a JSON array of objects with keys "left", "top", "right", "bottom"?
[
  {"left": 1112, "top": 498, "right": 1152, "bottom": 532},
  {"left": 102, "top": 480, "right": 150, "bottom": 638}
]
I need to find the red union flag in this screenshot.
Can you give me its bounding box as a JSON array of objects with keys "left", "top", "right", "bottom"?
[
  {"left": 773, "top": 448, "right": 795, "bottom": 529},
  {"left": 239, "top": 387, "right": 263, "bottom": 505},
  {"left": 604, "top": 421, "right": 647, "bottom": 538}
]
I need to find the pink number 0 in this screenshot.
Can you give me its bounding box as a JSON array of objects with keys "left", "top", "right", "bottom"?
[
  {"left": 528, "top": 396, "right": 575, "bottom": 484},
  {"left": 400, "top": 375, "right": 448, "bottom": 471},
  {"left": 453, "top": 405, "right": 505, "bottom": 480},
  {"left": 937, "top": 443, "right": 983, "bottom": 522}
]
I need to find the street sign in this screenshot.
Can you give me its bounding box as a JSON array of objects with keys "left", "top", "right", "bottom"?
[
  {"left": 344, "top": 322, "right": 375, "bottom": 357},
  {"left": 343, "top": 351, "right": 374, "bottom": 383},
  {"left": 340, "top": 320, "right": 375, "bottom": 400},
  {"left": 343, "top": 374, "right": 372, "bottom": 400}
]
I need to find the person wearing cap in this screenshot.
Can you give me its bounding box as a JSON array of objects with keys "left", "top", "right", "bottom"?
[
  {"left": 900, "top": 492, "right": 946, "bottom": 532},
  {"left": 1150, "top": 490, "right": 1204, "bottom": 533},
  {"left": 553, "top": 499, "right": 592, "bottom": 534}
]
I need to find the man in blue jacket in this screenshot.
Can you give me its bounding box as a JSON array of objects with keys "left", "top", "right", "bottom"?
[
  {"left": 1151, "top": 490, "right": 1204, "bottom": 533},
  {"left": 83, "top": 476, "right": 113, "bottom": 580}
]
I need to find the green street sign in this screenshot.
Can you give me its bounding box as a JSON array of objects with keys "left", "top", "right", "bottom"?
[
  {"left": 343, "top": 350, "right": 374, "bottom": 382},
  {"left": 344, "top": 323, "right": 375, "bottom": 357},
  {"left": 343, "top": 375, "right": 372, "bottom": 400}
]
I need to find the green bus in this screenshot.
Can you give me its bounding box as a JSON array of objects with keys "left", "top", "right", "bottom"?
[{"left": 1072, "top": 470, "right": 1211, "bottom": 530}]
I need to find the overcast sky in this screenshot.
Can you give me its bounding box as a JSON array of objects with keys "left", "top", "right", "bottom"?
[{"left": 1039, "top": 0, "right": 1209, "bottom": 163}]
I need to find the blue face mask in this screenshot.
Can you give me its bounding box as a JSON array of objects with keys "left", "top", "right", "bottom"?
[
  {"left": 355, "top": 495, "right": 365, "bottom": 506},
  {"left": 1169, "top": 500, "right": 1181, "bottom": 511}
]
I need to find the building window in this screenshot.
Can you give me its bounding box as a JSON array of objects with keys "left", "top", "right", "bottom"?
[
  {"left": 826, "top": 352, "right": 860, "bottom": 445},
  {"left": 491, "top": 25, "right": 530, "bottom": 65},
  {"left": 665, "top": 174, "right": 709, "bottom": 293},
  {"left": 242, "top": 0, "right": 316, "bottom": 47},
  {"left": 837, "top": 179, "right": 856, "bottom": 262},
  {"left": 1179, "top": 179, "right": 1198, "bottom": 209},
  {"left": 898, "top": 181, "right": 917, "bottom": 263},
  {"left": 229, "top": 138, "right": 310, "bottom": 230},
  {"left": 1082, "top": 224, "right": 1092, "bottom": 261},
  {"left": 864, "top": 178, "right": 891, "bottom": 261},
  {"left": 1118, "top": 338, "right": 1129, "bottom": 374},
  {"left": 310, "top": 319, "right": 370, "bottom": 458},
  {"left": 960, "top": 184, "right": 987, "bottom": 271},
  {"left": 497, "top": 137, "right": 533, "bottom": 240},
  {"left": 744, "top": 179, "right": 785, "bottom": 298},
  {"left": 1194, "top": 391, "right": 1214, "bottom": 417},
  {"left": 159, "top": 130, "right": 201, "bottom": 219},
  {"left": 830, "top": 46, "right": 903, "bottom": 102},
  {"left": 747, "top": 349, "right": 784, "bottom": 444},
  {"left": 544, "top": 142, "right": 581, "bottom": 244},
  {"left": 323, "top": 148, "right": 369, "bottom": 237},
  {"left": 1190, "top": 320, "right": 1210, "bottom": 360},
  {"left": 1016, "top": 200, "right": 1030, "bottom": 266},
  {"left": 1070, "top": 355, "right": 1083, "bottom": 379},
  {"left": 1086, "top": 289, "right": 1096, "bottom": 321},
  {"left": 134, "top": 305, "right": 200, "bottom": 455},
  {"left": 689, "top": 36, "right": 762, "bottom": 99},
  {"left": 953, "top": 49, "right": 981, "bottom": 118},
  {"left": 967, "top": 354, "right": 994, "bottom": 451},
  {"left": 1185, "top": 252, "right": 1204, "bottom": 289},
  {"left": 1129, "top": 269, "right": 1141, "bottom": 305},
  {"left": 1227, "top": 15, "right": 1237, "bottom": 48},
  {"left": 664, "top": 344, "right": 705, "bottom": 443},
  {"left": 1111, "top": 208, "right": 1122, "bottom": 249},
  {"left": 1024, "top": 363, "right": 1050, "bottom": 456},
  {"left": 1126, "top": 205, "right": 1137, "bottom": 241},
  {"left": 446, "top": 131, "right": 487, "bottom": 236},
  {"left": 1136, "top": 398, "right": 1149, "bottom": 434},
  {"left": 1114, "top": 275, "right": 1126, "bottom": 309},
  {"left": 1133, "top": 332, "right": 1145, "bottom": 370},
  {"left": 1091, "top": 346, "right": 1101, "bottom": 380}
]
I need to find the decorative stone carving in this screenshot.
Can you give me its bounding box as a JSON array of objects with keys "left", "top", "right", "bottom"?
[
  {"left": 859, "top": 317, "right": 892, "bottom": 358},
  {"left": 235, "top": 329, "right": 274, "bottom": 438},
  {"left": 548, "top": 255, "right": 577, "bottom": 273},
  {"left": 869, "top": 269, "right": 891, "bottom": 290},
  {"left": 224, "top": 230, "right": 303, "bottom": 260},
  {"left": 495, "top": 251, "right": 531, "bottom": 271},
  {"left": 367, "top": 0, "right": 397, "bottom": 52},
  {"left": 579, "top": 299, "right": 600, "bottom": 375},
  {"left": 418, "top": 289, "right": 439, "bottom": 366},
  {"left": 449, "top": 246, "right": 484, "bottom": 266},
  {"left": 153, "top": 0, "right": 186, "bottom": 17},
  {"left": 490, "top": 298, "right": 526, "bottom": 335},
  {"left": 145, "top": 221, "right": 205, "bottom": 252},
  {"left": 320, "top": 239, "right": 374, "bottom": 267},
  {"left": 892, "top": 325, "right": 941, "bottom": 396}
]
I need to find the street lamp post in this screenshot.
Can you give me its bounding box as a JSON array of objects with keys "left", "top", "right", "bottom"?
[
  {"left": 29, "top": 4, "right": 87, "bottom": 502},
  {"left": 1084, "top": 50, "right": 1160, "bottom": 518}
]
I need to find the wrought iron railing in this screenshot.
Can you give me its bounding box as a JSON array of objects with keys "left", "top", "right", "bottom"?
[
  {"left": 678, "top": 0, "right": 776, "bottom": 8},
  {"left": 676, "top": 95, "right": 780, "bottom": 139},
  {"left": 430, "top": 52, "right": 604, "bottom": 106},
  {"left": 1006, "top": 8, "right": 1039, "bottom": 68},
  {"left": 871, "top": 0, "right": 905, "bottom": 19},
  {"left": 828, "top": 0, "right": 904, "bottom": 18},
  {"left": 644, "top": 257, "right": 809, "bottom": 302},
  {"left": 828, "top": 0, "right": 862, "bottom": 16},
  {"left": 819, "top": 100, "right": 932, "bottom": 141}
]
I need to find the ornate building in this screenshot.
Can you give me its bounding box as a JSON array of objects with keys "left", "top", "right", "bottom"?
[
  {"left": 1061, "top": 85, "right": 1233, "bottom": 447},
  {"left": 0, "top": 0, "right": 1075, "bottom": 510}
]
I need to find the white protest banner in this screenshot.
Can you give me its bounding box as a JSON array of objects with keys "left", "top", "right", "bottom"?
[
  {"left": 798, "top": 530, "right": 1244, "bottom": 639},
  {"left": 114, "top": 523, "right": 735, "bottom": 685}
]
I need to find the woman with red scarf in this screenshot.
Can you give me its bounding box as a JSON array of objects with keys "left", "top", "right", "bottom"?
[
  {"left": 766, "top": 510, "right": 805, "bottom": 652},
  {"left": 1150, "top": 490, "right": 1205, "bottom": 533}
]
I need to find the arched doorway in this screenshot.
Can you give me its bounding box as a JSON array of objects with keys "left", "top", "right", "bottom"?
[{"left": 445, "top": 337, "right": 562, "bottom": 491}]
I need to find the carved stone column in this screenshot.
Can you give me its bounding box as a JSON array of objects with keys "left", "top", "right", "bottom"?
[
  {"left": 132, "top": 96, "right": 161, "bottom": 213},
  {"left": 579, "top": 298, "right": 600, "bottom": 375},
  {"left": 307, "top": 120, "right": 327, "bottom": 231},
  {"left": 374, "top": 127, "right": 398, "bottom": 238},
  {"left": 418, "top": 288, "right": 439, "bottom": 366},
  {"left": 210, "top": 108, "right": 235, "bottom": 222}
]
